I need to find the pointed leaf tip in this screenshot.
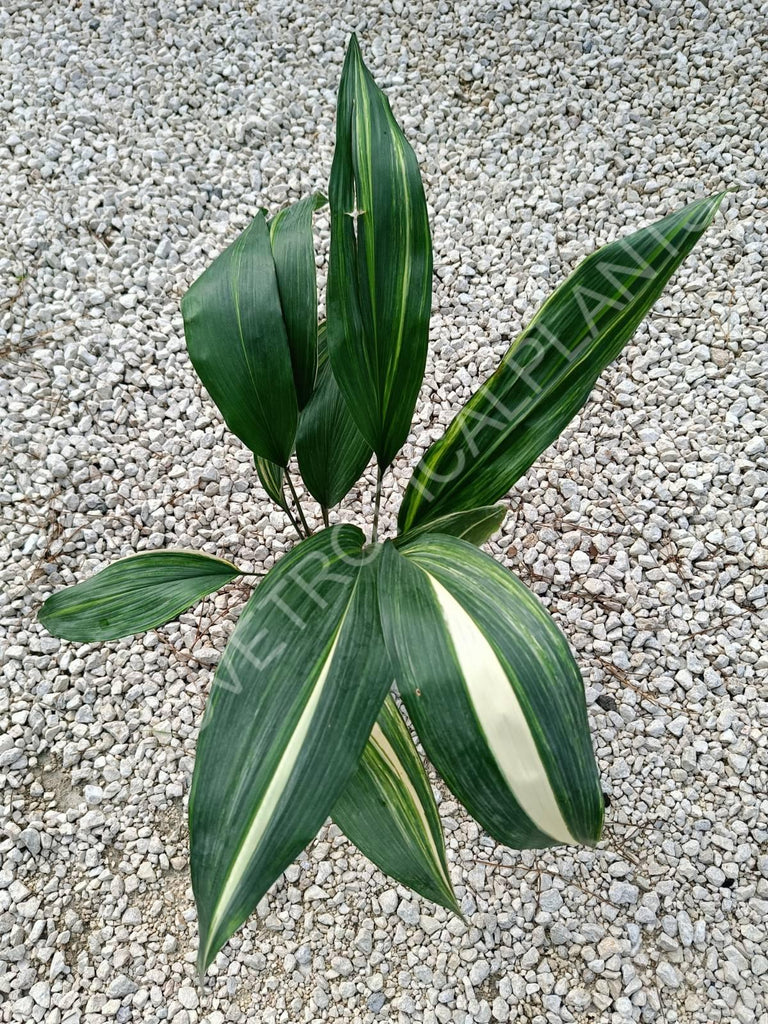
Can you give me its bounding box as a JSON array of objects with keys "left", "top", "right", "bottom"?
[
  {"left": 332, "top": 695, "right": 461, "bottom": 915},
  {"left": 39, "top": 551, "right": 243, "bottom": 643}
]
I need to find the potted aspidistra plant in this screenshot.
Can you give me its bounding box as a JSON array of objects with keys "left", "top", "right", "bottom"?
[{"left": 38, "top": 34, "right": 729, "bottom": 980}]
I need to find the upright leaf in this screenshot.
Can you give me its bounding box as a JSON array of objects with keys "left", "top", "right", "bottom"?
[
  {"left": 182, "top": 213, "right": 298, "bottom": 467},
  {"left": 39, "top": 551, "right": 243, "bottom": 642},
  {"left": 327, "top": 34, "right": 432, "bottom": 469},
  {"left": 399, "top": 193, "right": 727, "bottom": 532},
  {"left": 332, "top": 695, "right": 460, "bottom": 914},
  {"left": 296, "top": 324, "right": 372, "bottom": 509},
  {"left": 190, "top": 528, "right": 392, "bottom": 977},
  {"left": 378, "top": 536, "right": 603, "bottom": 850},
  {"left": 268, "top": 194, "right": 326, "bottom": 408}
]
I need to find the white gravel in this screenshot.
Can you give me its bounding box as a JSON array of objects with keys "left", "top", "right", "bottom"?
[{"left": 1, "top": 2, "right": 766, "bottom": 1023}]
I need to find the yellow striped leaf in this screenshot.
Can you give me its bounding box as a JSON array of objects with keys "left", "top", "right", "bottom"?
[
  {"left": 394, "top": 504, "right": 506, "bottom": 549},
  {"left": 190, "top": 528, "right": 392, "bottom": 977},
  {"left": 254, "top": 455, "right": 288, "bottom": 511},
  {"left": 38, "top": 551, "right": 243, "bottom": 642}
]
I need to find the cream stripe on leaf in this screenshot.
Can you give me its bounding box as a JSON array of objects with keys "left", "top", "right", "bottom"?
[
  {"left": 428, "top": 577, "right": 575, "bottom": 846},
  {"left": 377, "top": 536, "right": 604, "bottom": 851},
  {"left": 332, "top": 695, "right": 460, "bottom": 914},
  {"left": 398, "top": 192, "right": 728, "bottom": 533},
  {"left": 204, "top": 630, "right": 342, "bottom": 951},
  {"left": 189, "top": 527, "right": 392, "bottom": 977},
  {"left": 254, "top": 454, "right": 288, "bottom": 511},
  {"left": 327, "top": 34, "right": 432, "bottom": 469},
  {"left": 393, "top": 504, "right": 506, "bottom": 549}
]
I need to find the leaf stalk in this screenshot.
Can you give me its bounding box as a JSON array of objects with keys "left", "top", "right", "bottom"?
[
  {"left": 285, "top": 468, "right": 312, "bottom": 537},
  {"left": 372, "top": 466, "right": 383, "bottom": 544}
]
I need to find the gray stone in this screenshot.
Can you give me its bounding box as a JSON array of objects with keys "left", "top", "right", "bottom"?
[
  {"left": 608, "top": 881, "right": 639, "bottom": 905},
  {"left": 177, "top": 986, "right": 198, "bottom": 1010},
  {"left": 378, "top": 888, "right": 398, "bottom": 915},
  {"left": 570, "top": 550, "right": 591, "bottom": 574},
  {"left": 656, "top": 961, "right": 683, "bottom": 989},
  {"left": 19, "top": 829, "right": 41, "bottom": 856},
  {"left": 397, "top": 899, "right": 420, "bottom": 925},
  {"left": 107, "top": 976, "right": 137, "bottom": 999},
  {"left": 29, "top": 982, "right": 50, "bottom": 1008}
]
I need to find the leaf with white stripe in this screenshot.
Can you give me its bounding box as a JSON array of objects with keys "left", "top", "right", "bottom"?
[
  {"left": 378, "top": 536, "right": 603, "bottom": 850},
  {"left": 189, "top": 528, "right": 392, "bottom": 977},
  {"left": 399, "top": 193, "right": 728, "bottom": 533},
  {"left": 332, "top": 695, "right": 460, "bottom": 915},
  {"left": 38, "top": 551, "right": 243, "bottom": 642},
  {"left": 327, "top": 34, "right": 432, "bottom": 469}
]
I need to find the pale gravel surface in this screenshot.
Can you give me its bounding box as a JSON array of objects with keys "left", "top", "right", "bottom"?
[{"left": 1, "top": 1, "right": 767, "bottom": 1023}]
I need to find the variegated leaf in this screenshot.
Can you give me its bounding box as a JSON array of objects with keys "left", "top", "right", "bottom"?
[
  {"left": 395, "top": 504, "right": 506, "bottom": 548},
  {"left": 38, "top": 551, "right": 243, "bottom": 642},
  {"left": 190, "top": 528, "right": 392, "bottom": 976},
  {"left": 332, "top": 695, "right": 460, "bottom": 914},
  {"left": 255, "top": 455, "right": 288, "bottom": 511},
  {"left": 378, "top": 536, "right": 603, "bottom": 850}
]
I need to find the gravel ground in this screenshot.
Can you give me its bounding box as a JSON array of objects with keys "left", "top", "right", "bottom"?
[{"left": 1, "top": 1, "right": 766, "bottom": 1022}]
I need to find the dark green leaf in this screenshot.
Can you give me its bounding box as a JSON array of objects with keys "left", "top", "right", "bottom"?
[
  {"left": 268, "top": 194, "right": 326, "bottom": 408},
  {"left": 399, "top": 193, "right": 727, "bottom": 532},
  {"left": 378, "top": 536, "right": 603, "bottom": 850},
  {"left": 182, "top": 213, "right": 297, "bottom": 466},
  {"left": 296, "top": 324, "right": 372, "bottom": 509},
  {"left": 190, "top": 528, "right": 392, "bottom": 976},
  {"left": 332, "top": 695, "right": 460, "bottom": 914},
  {"left": 327, "top": 34, "right": 432, "bottom": 469},
  {"left": 38, "top": 551, "right": 243, "bottom": 642}
]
